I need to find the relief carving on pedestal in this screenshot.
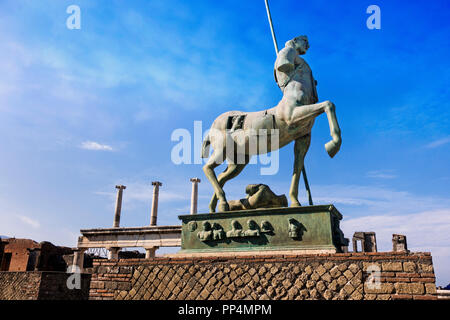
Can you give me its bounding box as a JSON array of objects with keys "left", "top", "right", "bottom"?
[{"left": 197, "top": 221, "right": 213, "bottom": 241}]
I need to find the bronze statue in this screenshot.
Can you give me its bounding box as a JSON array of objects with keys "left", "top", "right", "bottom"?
[{"left": 202, "top": 35, "right": 342, "bottom": 212}]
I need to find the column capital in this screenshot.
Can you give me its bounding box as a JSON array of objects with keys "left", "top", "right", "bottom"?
[
  {"left": 190, "top": 178, "right": 201, "bottom": 183},
  {"left": 152, "top": 181, "right": 162, "bottom": 187},
  {"left": 115, "top": 185, "right": 126, "bottom": 190}
]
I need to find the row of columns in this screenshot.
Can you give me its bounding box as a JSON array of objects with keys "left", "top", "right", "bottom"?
[
  {"left": 72, "top": 245, "right": 158, "bottom": 270},
  {"left": 93, "top": 178, "right": 202, "bottom": 261},
  {"left": 112, "top": 178, "right": 202, "bottom": 229}
]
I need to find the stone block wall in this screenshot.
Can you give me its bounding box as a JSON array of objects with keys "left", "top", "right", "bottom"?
[
  {"left": 0, "top": 271, "right": 91, "bottom": 300},
  {"left": 89, "top": 252, "right": 437, "bottom": 300}
]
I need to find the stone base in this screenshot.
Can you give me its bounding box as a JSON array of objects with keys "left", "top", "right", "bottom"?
[
  {"left": 166, "top": 248, "right": 337, "bottom": 258},
  {"left": 178, "top": 204, "right": 348, "bottom": 254},
  {"left": 88, "top": 252, "right": 438, "bottom": 300}
]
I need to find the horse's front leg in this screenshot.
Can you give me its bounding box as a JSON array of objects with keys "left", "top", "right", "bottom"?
[
  {"left": 289, "top": 134, "right": 311, "bottom": 207},
  {"left": 323, "top": 101, "right": 341, "bottom": 158},
  {"left": 288, "top": 100, "right": 341, "bottom": 158}
]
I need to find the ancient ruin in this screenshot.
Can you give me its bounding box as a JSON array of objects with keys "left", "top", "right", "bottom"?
[{"left": 0, "top": 1, "right": 442, "bottom": 302}]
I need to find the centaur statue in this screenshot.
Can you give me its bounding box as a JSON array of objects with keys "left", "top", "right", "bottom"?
[{"left": 201, "top": 35, "right": 342, "bottom": 212}]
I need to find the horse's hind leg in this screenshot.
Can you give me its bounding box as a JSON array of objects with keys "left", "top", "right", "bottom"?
[
  {"left": 209, "top": 164, "right": 234, "bottom": 212},
  {"left": 209, "top": 160, "right": 249, "bottom": 212},
  {"left": 203, "top": 150, "right": 230, "bottom": 212},
  {"left": 289, "top": 134, "right": 311, "bottom": 207}
]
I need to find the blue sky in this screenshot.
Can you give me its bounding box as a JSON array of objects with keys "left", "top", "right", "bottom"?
[{"left": 0, "top": 0, "right": 449, "bottom": 285}]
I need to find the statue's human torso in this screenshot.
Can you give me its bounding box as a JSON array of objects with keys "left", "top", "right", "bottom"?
[
  {"left": 275, "top": 47, "right": 318, "bottom": 105},
  {"left": 291, "top": 57, "right": 318, "bottom": 104}
]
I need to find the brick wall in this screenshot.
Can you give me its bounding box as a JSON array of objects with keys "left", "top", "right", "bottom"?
[
  {"left": 89, "top": 252, "right": 437, "bottom": 300},
  {"left": 0, "top": 239, "right": 40, "bottom": 271},
  {"left": 0, "top": 272, "right": 41, "bottom": 299},
  {"left": 0, "top": 239, "right": 74, "bottom": 272},
  {"left": 0, "top": 271, "right": 91, "bottom": 300}
]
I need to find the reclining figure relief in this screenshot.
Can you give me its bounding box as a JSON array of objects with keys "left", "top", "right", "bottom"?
[{"left": 227, "top": 184, "right": 288, "bottom": 211}]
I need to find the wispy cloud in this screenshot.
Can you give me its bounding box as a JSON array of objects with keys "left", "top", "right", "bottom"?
[
  {"left": 80, "top": 141, "right": 114, "bottom": 151},
  {"left": 17, "top": 215, "right": 40, "bottom": 229},
  {"left": 366, "top": 170, "right": 397, "bottom": 179},
  {"left": 0, "top": 207, "right": 78, "bottom": 247},
  {"left": 426, "top": 137, "right": 450, "bottom": 149}
]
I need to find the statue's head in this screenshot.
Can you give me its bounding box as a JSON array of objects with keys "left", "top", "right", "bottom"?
[
  {"left": 231, "top": 220, "right": 240, "bottom": 229},
  {"left": 247, "top": 219, "right": 257, "bottom": 230},
  {"left": 285, "top": 35, "right": 309, "bottom": 55},
  {"left": 202, "top": 221, "right": 211, "bottom": 231},
  {"left": 245, "top": 184, "right": 265, "bottom": 196}
]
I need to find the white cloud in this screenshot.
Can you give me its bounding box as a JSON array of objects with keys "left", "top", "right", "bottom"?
[
  {"left": 17, "top": 215, "right": 40, "bottom": 229},
  {"left": 80, "top": 141, "right": 114, "bottom": 151},
  {"left": 426, "top": 137, "right": 450, "bottom": 149}
]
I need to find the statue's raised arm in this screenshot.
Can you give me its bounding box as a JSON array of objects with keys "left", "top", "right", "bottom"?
[{"left": 275, "top": 46, "right": 296, "bottom": 73}]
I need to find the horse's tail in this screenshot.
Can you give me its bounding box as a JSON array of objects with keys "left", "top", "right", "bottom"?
[{"left": 201, "top": 133, "right": 211, "bottom": 158}]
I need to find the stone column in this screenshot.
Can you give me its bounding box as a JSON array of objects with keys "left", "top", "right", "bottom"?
[
  {"left": 72, "top": 248, "right": 86, "bottom": 272},
  {"left": 352, "top": 232, "right": 365, "bottom": 252},
  {"left": 107, "top": 247, "right": 120, "bottom": 260},
  {"left": 150, "top": 181, "right": 162, "bottom": 226},
  {"left": 364, "top": 232, "right": 377, "bottom": 252},
  {"left": 190, "top": 178, "right": 201, "bottom": 215},
  {"left": 352, "top": 239, "right": 359, "bottom": 252},
  {"left": 392, "top": 234, "right": 408, "bottom": 252},
  {"left": 113, "top": 185, "right": 126, "bottom": 228},
  {"left": 145, "top": 247, "right": 159, "bottom": 259}
]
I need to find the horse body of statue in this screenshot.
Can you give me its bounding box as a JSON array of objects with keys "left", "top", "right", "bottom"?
[{"left": 202, "top": 35, "right": 342, "bottom": 212}]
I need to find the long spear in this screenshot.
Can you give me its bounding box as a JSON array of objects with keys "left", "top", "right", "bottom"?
[
  {"left": 264, "top": 0, "right": 279, "bottom": 55},
  {"left": 264, "top": 0, "right": 314, "bottom": 206}
]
